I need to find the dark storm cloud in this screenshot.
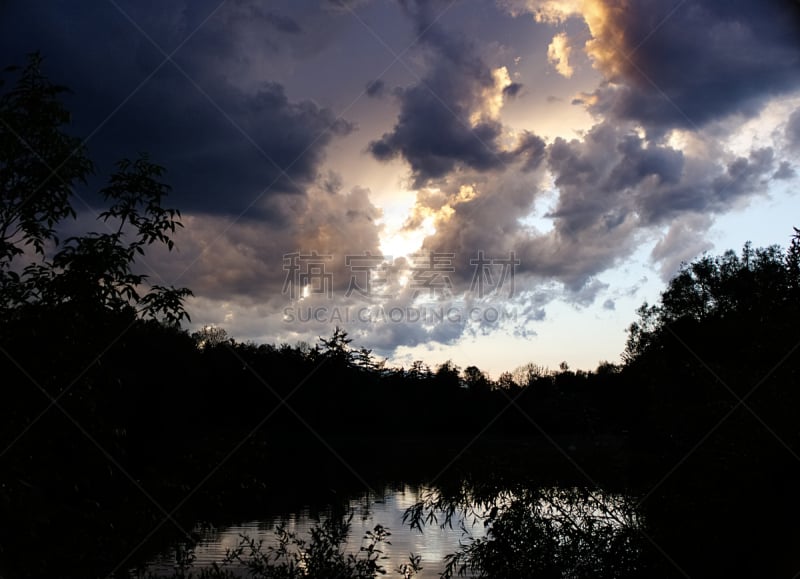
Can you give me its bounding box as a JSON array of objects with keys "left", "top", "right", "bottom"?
[
  {"left": 484, "top": 0, "right": 800, "bottom": 291},
  {"left": 582, "top": 0, "right": 800, "bottom": 130},
  {"left": 368, "top": 0, "right": 541, "bottom": 186},
  {"left": 545, "top": 123, "right": 648, "bottom": 236},
  {"left": 517, "top": 222, "right": 639, "bottom": 291},
  {"left": 0, "top": 1, "right": 354, "bottom": 217},
  {"left": 369, "top": 99, "right": 506, "bottom": 185},
  {"left": 365, "top": 79, "right": 387, "bottom": 98},
  {"left": 96, "top": 78, "right": 353, "bottom": 216},
  {"left": 536, "top": 128, "right": 775, "bottom": 283},
  {"left": 635, "top": 146, "right": 777, "bottom": 224},
  {"left": 512, "top": 132, "right": 547, "bottom": 172}
]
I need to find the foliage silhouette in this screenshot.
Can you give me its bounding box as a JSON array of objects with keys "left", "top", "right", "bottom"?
[
  {"left": 403, "top": 480, "right": 645, "bottom": 579},
  {"left": 139, "top": 513, "right": 419, "bottom": 579},
  {"left": 0, "top": 52, "right": 93, "bottom": 265},
  {"left": 0, "top": 53, "right": 192, "bottom": 327}
]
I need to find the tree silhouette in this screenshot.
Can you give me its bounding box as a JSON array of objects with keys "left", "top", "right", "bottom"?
[
  {"left": 0, "top": 52, "right": 93, "bottom": 265},
  {"left": 0, "top": 53, "right": 191, "bottom": 327},
  {"left": 318, "top": 325, "right": 354, "bottom": 364},
  {"left": 624, "top": 235, "right": 800, "bottom": 365}
]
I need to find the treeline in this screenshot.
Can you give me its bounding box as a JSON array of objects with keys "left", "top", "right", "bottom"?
[
  {"left": 0, "top": 313, "right": 638, "bottom": 472},
  {"left": 4, "top": 230, "right": 800, "bottom": 504}
]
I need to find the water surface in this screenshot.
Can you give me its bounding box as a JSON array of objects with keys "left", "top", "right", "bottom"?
[{"left": 141, "top": 482, "right": 639, "bottom": 578}]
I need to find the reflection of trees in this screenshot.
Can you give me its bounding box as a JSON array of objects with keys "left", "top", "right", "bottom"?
[
  {"left": 145, "top": 512, "right": 417, "bottom": 578},
  {"left": 403, "top": 481, "right": 644, "bottom": 578}
]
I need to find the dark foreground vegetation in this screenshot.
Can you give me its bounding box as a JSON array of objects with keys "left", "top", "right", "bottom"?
[{"left": 2, "top": 54, "right": 800, "bottom": 578}]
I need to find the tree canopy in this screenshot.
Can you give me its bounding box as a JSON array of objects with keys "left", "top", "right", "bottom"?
[{"left": 623, "top": 231, "right": 800, "bottom": 364}]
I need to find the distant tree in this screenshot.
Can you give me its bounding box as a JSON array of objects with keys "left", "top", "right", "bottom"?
[
  {"left": 463, "top": 365, "right": 490, "bottom": 394},
  {"left": 785, "top": 227, "right": 800, "bottom": 297},
  {"left": 355, "top": 346, "right": 385, "bottom": 373},
  {"left": 192, "top": 325, "right": 229, "bottom": 349},
  {"left": 433, "top": 360, "right": 461, "bottom": 391},
  {"left": 318, "top": 326, "right": 354, "bottom": 364},
  {"left": 595, "top": 361, "right": 620, "bottom": 376},
  {"left": 408, "top": 360, "right": 432, "bottom": 380},
  {"left": 496, "top": 371, "right": 518, "bottom": 391},
  {"left": 511, "top": 362, "right": 549, "bottom": 388}
]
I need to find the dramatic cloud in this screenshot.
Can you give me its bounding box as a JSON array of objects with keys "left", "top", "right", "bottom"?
[
  {"left": 0, "top": 1, "right": 355, "bottom": 217},
  {"left": 102, "top": 81, "right": 353, "bottom": 216},
  {"left": 368, "top": 1, "right": 544, "bottom": 186},
  {"left": 506, "top": 0, "right": 800, "bottom": 130},
  {"left": 410, "top": 117, "right": 781, "bottom": 296},
  {"left": 151, "top": 180, "right": 385, "bottom": 306},
  {"left": 2, "top": 0, "right": 796, "bottom": 370}
]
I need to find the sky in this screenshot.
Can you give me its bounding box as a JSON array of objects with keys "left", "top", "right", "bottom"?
[{"left": 2, "top": 0, "right": 799, "bottom": 377}]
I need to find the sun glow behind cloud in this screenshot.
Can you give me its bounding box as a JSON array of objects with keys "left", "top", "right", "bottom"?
[
  {"left": 379, "top": 215, "right": 435, "bottom": 260},
  {"left": 394, "top": 184, "right": 483, "bottom": 257}
]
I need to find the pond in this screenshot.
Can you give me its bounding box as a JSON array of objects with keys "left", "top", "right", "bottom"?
[{"left": 137, "top": 481, "right": 643, "bottom": 578}]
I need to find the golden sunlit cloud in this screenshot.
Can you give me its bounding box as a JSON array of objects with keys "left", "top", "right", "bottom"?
[
  {"left": 547, "top": 32, "right": 575, "bottom": 77},
  {"left": 470, "top": 66, "right": 513, "bottom": 126},
  {"left": 503, "top": 0, "right": 627, "bottom": 80},
  {"left": 382, "top": 184, "right": 481, "bottom": 259}
]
